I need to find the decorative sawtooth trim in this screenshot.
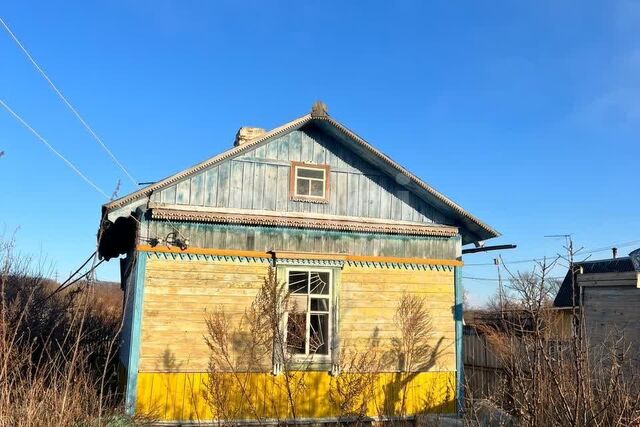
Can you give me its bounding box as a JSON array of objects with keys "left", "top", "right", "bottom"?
[
  {"left": 103, "top": 112, "right": 497, "bottom": 241},
  {"left": 145, "top": 251, "right": 270, "bottom": 264},
  {"left": 345, "top": 260, "right": 454, "bottom": 271},
  {"left": 104, "top": 115, "right": 312, "bottom": 210},
  {"left": 317, "top": 116, "right": 499, "bottom": 238},
  {"left": 150, "top": 208, "right": 458, "bottom": 238},
  {"left": 142, "top": 250, "right": 453, "bottom": 270},
  {"left": 276, "top": 258, "right": 345, "bottom": 268}
]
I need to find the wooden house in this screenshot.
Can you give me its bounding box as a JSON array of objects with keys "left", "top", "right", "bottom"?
[
  {"left": 553, "top": 249, "right": 640, "bottom": 361},
  {"left": 98, "top": 102, "right": 499, "bottom": 424}
]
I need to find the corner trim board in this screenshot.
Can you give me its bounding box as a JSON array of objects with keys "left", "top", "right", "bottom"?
[
  {"left": 125, "top": 251, "right": 147, "bottom": 415},
  {"left": 454, "top": 266, "right": 464, "bottom": 415}
]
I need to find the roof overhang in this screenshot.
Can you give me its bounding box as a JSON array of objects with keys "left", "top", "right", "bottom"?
[{"left": 102, "top": 111, "right": 499, "bottom": 245}]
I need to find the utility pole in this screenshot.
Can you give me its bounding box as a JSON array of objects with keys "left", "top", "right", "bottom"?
[{"left": 494, "top": 257, "right": 504, "bottom": 319}]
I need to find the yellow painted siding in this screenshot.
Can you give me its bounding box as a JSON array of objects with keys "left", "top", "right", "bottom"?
[
  {"left": 136, "top": 371, "right": 455, "bottom": 421},
  {"left": 340, "top": 266, "right": 455, "bottom": 371},
  {"left": 140, "top": 257, "right": 270, "bottom": 371},
  {"left": 137, "top": 256, "right": 457, "bottom": 420}
]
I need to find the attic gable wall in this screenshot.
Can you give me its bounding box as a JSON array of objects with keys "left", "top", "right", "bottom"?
[{"left": 149, "top": 124, "right": 451, "bottom": 225}]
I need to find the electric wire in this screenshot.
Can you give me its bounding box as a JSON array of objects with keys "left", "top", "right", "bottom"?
[
  {"left": 0, "top": 98, "right": 110, "bottom": 199},
  {"left": 464, "top": 239, "right": 640, "bottom": 267},
  {"left": 37, "top": 258, "right": 105, "bottom": 307},
  {"left": 463, "top": 276, "right": 564, "bottom": 282},
  {"left": 0, "top": 16, "right": 138, "bottom": 186}
]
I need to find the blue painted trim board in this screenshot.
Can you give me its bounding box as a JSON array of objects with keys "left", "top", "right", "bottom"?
[
  {"left": 454, "top": 266, "right": 464, "bottom": 415},
  {"left": 125, "top": 251, "right": 147, "bottom": 415}
]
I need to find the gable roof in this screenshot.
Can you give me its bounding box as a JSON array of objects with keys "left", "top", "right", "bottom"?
[
  {"left": 554, "top": 257, "right": 636, "bottom": 307},
  {"left": 104, "top": 106, "right": 499, "bottom": 244}
]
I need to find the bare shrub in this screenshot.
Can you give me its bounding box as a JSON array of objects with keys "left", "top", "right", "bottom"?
[
  {"left": 328, "top": 345, "right": 380, "bottom": 424},
  {"left": 381, "top": 293, "right": 445, "bottom": 418},
  {"left": 0, "top": 235, "right": 145, "bottom": 425},
  {"left": 204, "top": 266, "right": 317, "bottom": 424},
  {"left": 465, "top": 243, "right": 640, "bottom": 426},
  {"left": 205, "top": 272, "right": 449, "bottom": 424}
]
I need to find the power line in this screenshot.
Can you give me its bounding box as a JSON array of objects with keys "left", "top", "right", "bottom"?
[
  {"left": 0, "top": 16, "right": 137, "bottom": 186},
  {"left": 464, "top": 239, "right": 640, "bottom": 267},
  {"left": 0, "top": 98, "right": 110, "bottom": 199},
  {"left": 463, "top": 275, "right": 564, "bottom": 282},
  {"left": 35, "top": 251, "right": 100, "bottom": 306}
]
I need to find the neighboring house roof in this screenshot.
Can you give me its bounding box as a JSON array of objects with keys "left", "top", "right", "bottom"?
[
  {"left": 103, "top": 105, "right": 499, "bottom": 244},
  {"left": 554, "top": 257, "right": 636, "bottom": 307}
]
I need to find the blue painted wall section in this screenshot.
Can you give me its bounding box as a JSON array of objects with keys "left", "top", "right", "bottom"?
[
  {"left": 150, "top": 126, "right": 450, "bottom": 225},
  {"left": 454, "top": 265, "right": 464, "bottom": 415},
  {"left": 125, "top": 251, "right": 147, "bottom": 415}
]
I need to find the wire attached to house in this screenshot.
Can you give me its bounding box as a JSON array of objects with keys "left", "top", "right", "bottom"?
[
  {"left": 464, "top": 239, "right": 640, "bottom": 267},
  {"left": 35, "top": 252, "right": 104, "bottom": 307},
  {"left": 0, "top": 16, "right": 138, "bottom": 187},
  {"left": 0, "top": 98, "right": 110, "bottom": 199}
]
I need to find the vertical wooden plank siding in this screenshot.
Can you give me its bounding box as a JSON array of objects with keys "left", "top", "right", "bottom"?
[
  {"left": 146, "top": 128, "right": 450, "bottom": 225},
  {"left": 190, "top": 173, "right": 205, "bottom": 206},
  {"left": 204, "top": 168, "right": 218, "bottom": 207},
  {"left": 125, "top": 251, "right": 147, "bottom": 415},
  {"left": 146, "top": 222, "right": 459, "bottom": 259}
]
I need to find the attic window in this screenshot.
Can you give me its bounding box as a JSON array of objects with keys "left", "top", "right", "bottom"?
[{"left": 290, "top": 162, "right": 330, "bottom": 202}]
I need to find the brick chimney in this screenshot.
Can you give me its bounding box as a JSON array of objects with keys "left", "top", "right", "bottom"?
[{"left": 234, "top": 127, "right": 266, "bottom": 146}]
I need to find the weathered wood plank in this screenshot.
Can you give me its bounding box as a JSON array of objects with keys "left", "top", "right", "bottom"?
[
  {"left": 190, "top": 174, "right": 205, "bottom": 206},
  {"left": 252, "top": 163, "right": 265, "bottom": 210},
  {"left": 216, "top": 162, "right": 230, "bottom": 208},
  {"left": 275, "top": 165, "right": 289, "bottom": 211},
  {"left": 229, "top": 161, "right": 244, "bottom": 208},
  {"left": 204, "top": 167, "right": 218, "bottom": 207},
  {"left": 241, "top": 162, "right": 254, "bottom": 209},
  {"left": 176, "top": 180, "right": 190, "bottom": 205},
  {"left": 263, "top": 164, "right": 278, "bottom": 211},
  {"left": 161, "top": 185, "right": 177, "bottom": 204},
  {"left": 266, "top": 138, "right": 279, "bottom": 160}
]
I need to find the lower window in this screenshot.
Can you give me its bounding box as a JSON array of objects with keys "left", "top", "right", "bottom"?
[{"left": 286, "top": 269, "right": 331, "bottom": 357}]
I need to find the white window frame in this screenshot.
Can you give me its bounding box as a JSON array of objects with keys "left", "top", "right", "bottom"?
[
  {"left": 284, "top": 267, "right": 333, "bottom": 362},
  {"left": 293, "top": 164, "right": 327, "bottom": 200}
]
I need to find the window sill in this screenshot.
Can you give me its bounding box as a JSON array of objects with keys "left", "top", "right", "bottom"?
[
  {"left": 287, "top": 355, "right": 332, "bottom": 371},
  {"left": 289, "top": 196, "right": 330, "bottom": 204}
]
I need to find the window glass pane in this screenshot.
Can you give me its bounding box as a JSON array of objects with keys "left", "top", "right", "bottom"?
[
  {"left": 309, "top": 180, "right": 324, "bottom": 197},
  {"left": 310, "top": 272, "right": 330, "bottom": 294},
  {"left": 310, "top": 313, "right": 329, "bottom": 355},
  {"left": 296, "top": 178, "right": 310, "bottom": 196},
  {"left": 288, "top": 271, "right": 308, "bottom": 294},
  {"left": 310, "top": 298, "right": 329, "bottom": 312},
  {"left": 297, "top": 168, "right": 325, "bottom": 179},
  {"left": 287, "top": 312, "right": 307, "bottom": 354}
]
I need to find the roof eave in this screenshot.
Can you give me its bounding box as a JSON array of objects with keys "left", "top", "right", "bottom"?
[
  {"left": 102, "top": 111, "right": 499, "bottom": 245},
  {"left": 315, "top": 117, "right": 500, "bottom": 243},
  {"left": 103, "top": 114, "right": 313, "bottom": 211}
]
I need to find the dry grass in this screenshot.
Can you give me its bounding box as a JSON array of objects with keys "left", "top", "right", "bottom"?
[
  {"left": 0, "top": 237, "right": 145, "bottom": 426},
  {"left": 465, "top": 249, "right": 640, "bottom": 427}
]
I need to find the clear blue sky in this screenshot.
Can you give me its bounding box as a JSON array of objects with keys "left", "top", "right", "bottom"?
[{"left": 1, "top": 1, "right": 639, "bottom": 305}]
